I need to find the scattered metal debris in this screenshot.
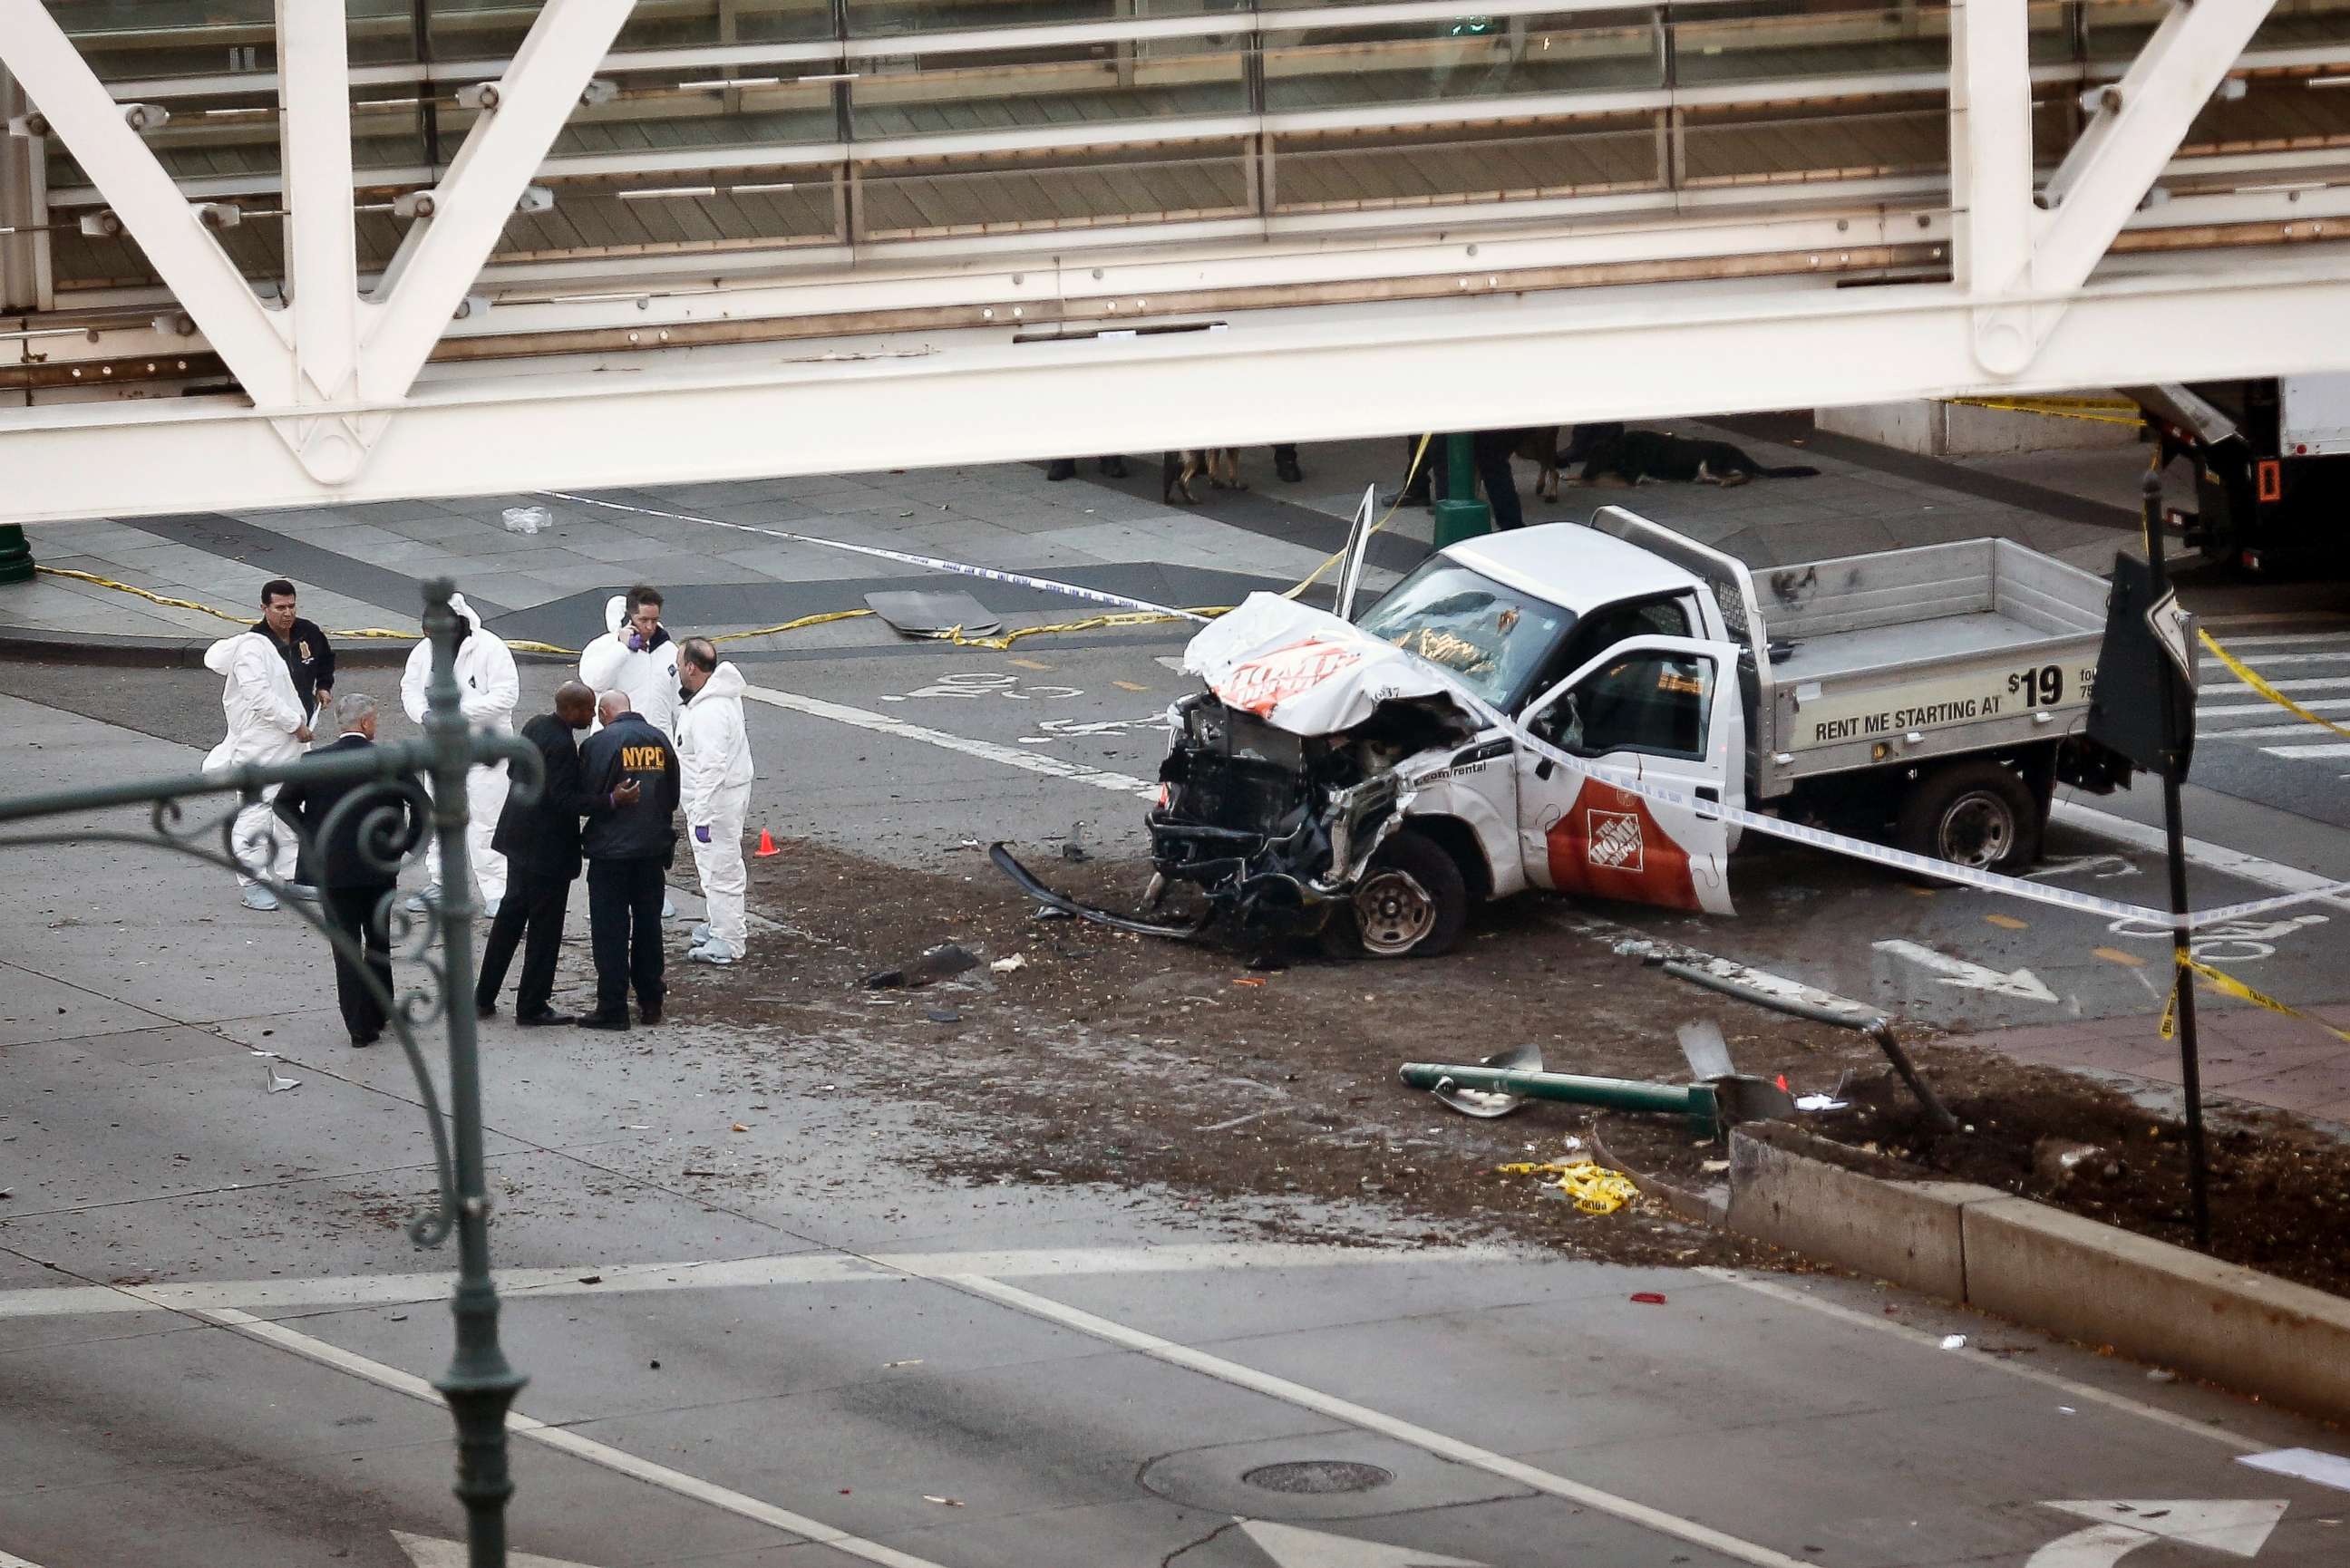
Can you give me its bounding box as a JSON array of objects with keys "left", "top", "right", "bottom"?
[
  {"left": 861, "top": 942, "right": 981, "bottom": 990},
  {"left": 1658, "top": 959, "right": 1958, "bottom": 1134},
  {"left": 865, "top": 589, "right": 1001, "bottom": 639}
]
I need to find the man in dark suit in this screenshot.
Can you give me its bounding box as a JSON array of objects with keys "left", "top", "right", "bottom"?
[
  {"left": 578, "top": 690, "right": 682, "bottom": 1031},
  {"left": 476, "top": 681, "right": 635, "bottom": 1026},
  {"left": 277, "top": 694, "right": 417, "bottom": 1047}
]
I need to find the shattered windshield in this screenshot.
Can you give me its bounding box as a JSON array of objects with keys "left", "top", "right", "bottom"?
[{"left": 1355, "top": 561, "right": 1574, "bottom": 711}]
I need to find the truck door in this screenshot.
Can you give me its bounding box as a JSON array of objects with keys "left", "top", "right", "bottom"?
[{"left": 1513, "top": 635, "right": 1745, "bottom": 915}]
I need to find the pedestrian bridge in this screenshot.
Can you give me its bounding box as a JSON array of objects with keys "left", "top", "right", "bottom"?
[{"left": 4, "top": 0, "right": 2350, "bottom": 518}]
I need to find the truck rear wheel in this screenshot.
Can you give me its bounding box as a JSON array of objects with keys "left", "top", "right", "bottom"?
[
  {"left": 1330, "top": 831, "right": 1468, "bottom": 959},
  {"left": 1897, "top": 760, "right": 2041, "bottom": 875}
]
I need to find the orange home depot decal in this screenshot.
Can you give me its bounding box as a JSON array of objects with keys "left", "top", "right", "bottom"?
[
  {"left": 1216, "top": 636, "right": 1365, "bottom": 716},
  {"left": 1545, "top": 780, "right": 1701, "bottom": 911}
]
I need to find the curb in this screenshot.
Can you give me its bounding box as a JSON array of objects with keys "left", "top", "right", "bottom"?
[
  {"left": 1588, "top": 1120, "right": 1726, "bottom": 1228},
  {"left": 0, "top": 624, "right": 567, "bottom": 669},
  {"left": 1722, "top": 1124, "right": 2350, "bottom": 1425}
]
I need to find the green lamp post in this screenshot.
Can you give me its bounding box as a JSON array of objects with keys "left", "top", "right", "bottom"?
[
  {"left": 1431, "top": 432, "right": 1492, "bottom": 547},
  {"left": 0, "top": 523, "right": 33, "bottom": 585}
]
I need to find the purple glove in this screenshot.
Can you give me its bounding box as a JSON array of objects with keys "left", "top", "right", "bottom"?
[
  {"left": 694, "top": 825, "right": 711, "bottom": 844},
  {"left": 626, "top": 630, "right": 647, "bottom": 653}
]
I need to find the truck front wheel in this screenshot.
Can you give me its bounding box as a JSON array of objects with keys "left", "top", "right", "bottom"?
[
  {"left": 1897, "top": 760, "right": 2041, "bottom": 874},
  {"left": 1328, "top": 831, "right": 1469, "bottom": 959}
]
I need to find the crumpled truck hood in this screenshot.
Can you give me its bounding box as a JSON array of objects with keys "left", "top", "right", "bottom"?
[{"left": 1181, "top": 593, "right": 1470, "bottom": 740}]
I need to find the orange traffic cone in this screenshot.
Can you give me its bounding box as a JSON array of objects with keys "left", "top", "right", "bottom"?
[{"left": 754, "top": 828, "right": 780, "bottom": 857}]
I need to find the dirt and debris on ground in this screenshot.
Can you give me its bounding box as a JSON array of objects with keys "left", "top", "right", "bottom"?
[
  {"left": 661, "top": 836, "right": 2350, "bottom": 1295},
  {"left": 1804, "top": 1057, "right": 2350, "bottom": 1298}
]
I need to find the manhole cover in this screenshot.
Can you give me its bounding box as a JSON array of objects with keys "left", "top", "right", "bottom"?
[{"left": 1241, "top": 1460, "right": 1395, "bottom": 1495}]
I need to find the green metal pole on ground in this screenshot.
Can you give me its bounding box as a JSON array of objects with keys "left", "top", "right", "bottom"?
[
  {"left": 0, "top": 524, "right": 33, "bottom": 585},
  {"left": 1431, "top": 432, "right": 1491, "bottom": 548},
  {"left": 1398, "top": 1060, "right": 1720, "bottom": 1135}
]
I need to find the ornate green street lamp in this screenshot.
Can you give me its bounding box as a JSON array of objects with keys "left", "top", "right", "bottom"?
[{"left": 0, "top": 579, "right": 539, "bottom": 1567}]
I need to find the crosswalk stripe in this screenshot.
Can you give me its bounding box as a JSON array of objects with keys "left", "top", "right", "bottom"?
[
  {"left": 2260, "top": 742, "right": 2350, "bottom": 759},
  {"left": 2193, "top": 651, "right": 2350, "bottom": 667},
  {"left": 2199, "top": 698, "right": 2350, "bottom": 717},
  {"left": 2200, "top": 631, "right": 2350, "bottom": 650},
  {"left": 2199, "top": 676, "right": 2350, "bottom": 695},
  {"left": 2205, "top": 720, "right": 2350, "bottom": 740}
]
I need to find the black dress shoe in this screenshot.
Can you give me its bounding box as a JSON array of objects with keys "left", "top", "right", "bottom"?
[
  {"left": 517, "top": 1011, "right": 578, "bottom": 1028},
  {"left": 476, "top": 1000, "right": 498, "bottom": 1020},
  {"left": 1045, "top": 459, "right": 1076, "bottom": 481},
  {"left": 639, "top": 1002, "right": 664, "bottom": 1026},
  {"left": 350, "top": 1031, "right": 379, "bottom": 1048},
  {"left": 578, "top": 1012, "right": 631, "bottom": 1031},
  {"left": 1098, "top": 455, "right": 1129, "bottom": 479},
  {"left": 1277, "top": 455, "right": 1305, "bottom": 483}
]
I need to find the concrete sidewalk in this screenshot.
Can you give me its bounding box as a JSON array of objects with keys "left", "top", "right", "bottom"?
[
  {"left": 0, "top": 421, "right": 2151, "bottom": 661},
  {"left": 1976, "top": 1003, "right": 2350, "bottom": 1126}
]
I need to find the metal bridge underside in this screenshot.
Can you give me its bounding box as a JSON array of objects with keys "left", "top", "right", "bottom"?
[{"left": 3, "top": 0, "right": 2349, "bottom": 518}]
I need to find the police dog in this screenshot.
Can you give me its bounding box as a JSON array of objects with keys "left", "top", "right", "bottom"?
[
  {"left": 1162, "top": 448, "right": 1244, "bottom": 506},
  {"left": 1561, "top": 422, "right": 1820, "bottom": 488},
  {"left": 1513, "top": 426, "right": 1564, "bottom": 502}
]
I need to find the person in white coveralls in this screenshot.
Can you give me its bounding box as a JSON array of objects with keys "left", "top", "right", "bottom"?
[
  {"left": 578, "top": 585, "right": 681, "bottom": 739},
  {"left": 399, "top": 592, "right": 518, "bottom": 915},
  {"left": 203, "top": 627, "right": 312, "bottom": 910},
  {"left": 580, "top": 583, "right": 682, "bottom": 916},
  {"left": 674, "top": 637, "right": 754, "bottom": 964}
]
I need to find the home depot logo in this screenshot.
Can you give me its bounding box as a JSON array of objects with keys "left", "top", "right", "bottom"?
[
  {"left": 1587, "top": 809, "right": 1645, "bottom": 871},
  {"left": 1218, "top": 637, "right": 1364, "bottom": 716}
]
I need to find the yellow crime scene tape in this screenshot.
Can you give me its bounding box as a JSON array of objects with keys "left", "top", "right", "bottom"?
[
  {"left": 38, "top": 440, "right": 1434, "bottom": 660},
  {"left": 2199, "top": 626, "right": 2350, "bottom": 740},
  {"left": 1279, "top": 433, "right": 1433, "bottom": 602},
  {"left": 1496, "top": 1159, "right": 1642, "bottom": 1215},
  {"left": 2161, "top": 951, "right": 2350, "bottom": 1046},
  {"left": 1941, "top": 396, "right": 2145, "bottom": 427}
]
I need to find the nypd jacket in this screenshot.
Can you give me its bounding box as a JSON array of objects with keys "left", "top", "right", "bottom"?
[
  {"left": 252, "top": 616, "right": 335, "bottom": 714},
  {"left": 578, "top": 712, "right": 681, "bottom": 864}
]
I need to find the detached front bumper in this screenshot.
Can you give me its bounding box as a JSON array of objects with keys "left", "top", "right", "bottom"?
[{"left": 988, "top": 844, "right": 1217, "bottom": 940}]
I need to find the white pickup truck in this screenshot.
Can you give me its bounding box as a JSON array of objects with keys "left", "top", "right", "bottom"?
[{"left": 1075, "top": 508, "right": 2127, "bottom": 958}]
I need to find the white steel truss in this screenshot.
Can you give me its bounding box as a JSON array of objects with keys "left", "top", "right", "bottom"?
[
  {"left": 0, "top": 0, "right": 2328, "bottom": 520},
  {"left": 1955, "top": 0, "right": 2278, "bottom": 374},
  {"left": 0, "top": 0, "right": 636, "bottom": 483}
]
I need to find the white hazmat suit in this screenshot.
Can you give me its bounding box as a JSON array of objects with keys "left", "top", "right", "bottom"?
[
  {"left": 203, "top": 630, "right": 306, "bottom": 887},
  {"left": 676, "top": 660, "right": 754, "bottom": 956},
  {"left": 400, "top": 593, "right": 519, "bottom": 905},
  {"left": 578, "top": 595, "right": 681, "bottom": 738}
]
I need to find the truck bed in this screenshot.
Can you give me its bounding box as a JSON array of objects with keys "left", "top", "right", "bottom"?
[
  {"left": 1578, "top": 511, "right": 2111, "bottom": 799},
  {"left": 1770, "top": 608, "right": 2062, "bottom": 685},
  {"left": 1755, "top": 537, "right": 2108, "bottom": 791}
]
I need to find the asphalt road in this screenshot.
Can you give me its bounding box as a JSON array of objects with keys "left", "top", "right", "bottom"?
[
  {"left": 5, "top": 596, "right": 2346, "bottom": 1041},
  {"left": 3, "top": 683, "right": 2349, "bottom": 1567}
]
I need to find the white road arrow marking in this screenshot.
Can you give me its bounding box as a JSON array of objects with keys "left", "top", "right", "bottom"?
[
  {"left": 2027, "top": 1500, "right": 2288, "bottom": 1566},
  {"left": 2026, "top": 853, "right": 2140, "bottom": 881},
  {"left": 394, "top": 1532, "right": 602, "bottom": 1568},
  {"left": 1873, "top": 939, "right": 2060, "bottom": 1003},
  {"left": 1239, "top": 1519, "right": 1488, "bottom": 1567}
]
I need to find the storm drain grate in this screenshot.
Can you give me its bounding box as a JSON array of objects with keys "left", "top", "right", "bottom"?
[{"left": 1241, "top": 1460, "right": 1395, "bottom": 1495}]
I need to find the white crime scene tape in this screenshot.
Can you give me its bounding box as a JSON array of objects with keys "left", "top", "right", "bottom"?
[
  {"left": 557, "top": 491, "right": 2348, "bottom": 933},
  {"left": 543, "top": 490, "right": 1210, "bottom": 625}
]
